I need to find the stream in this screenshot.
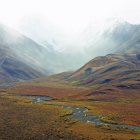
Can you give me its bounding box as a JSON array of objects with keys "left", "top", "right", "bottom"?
[{"left": 24, "top": 95, "right": 140, "bottom": 130}]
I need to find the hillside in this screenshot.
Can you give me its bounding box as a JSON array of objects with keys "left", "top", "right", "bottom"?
[
  {"left": 0, "top": 47, "right": 43, "bottom": 85},
  {"left": 0, "top": 25, "right": 50, "bottom": 84},
  {"left": 84, "top": 20, "right": 140, "bottom": 57},
  {"left": 0, "top": 24, "right": 52, "bottom": 74},
  {"left": 69, "top": 53, "right": 140, "bottom": 84},
  {"left": 1, "top": 20, "right": 140, "bottom": 91}
]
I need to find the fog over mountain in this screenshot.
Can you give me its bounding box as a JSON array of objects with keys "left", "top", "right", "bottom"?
[
  {"left": 0, "top": 1, "right": 140, "bottom": 140},
  {"left": 0, "top": 23, "right": 90, "bottom": 80},
  {"left": 1, "top": 18, "right": 140, "bottom": 78},
  {"left": 18, "top": 17, "right": 140, "bottom": 60},
  {"left": 0, "top": 0, "right": 139, "bottom": 80},
  {"left": 1, "top": 9, "right": 140, "bottom": 87}
]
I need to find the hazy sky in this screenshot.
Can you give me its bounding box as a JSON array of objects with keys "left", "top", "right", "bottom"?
[{"left": 0, "top": 0, "right": 140, "bottom": 32}]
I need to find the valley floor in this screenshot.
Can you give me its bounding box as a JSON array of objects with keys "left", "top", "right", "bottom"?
[
  {"left": 0, "top": 93, "right": 90, "bottom": 140},
  {"left": 0, "top": 77, "right": 139, "bottom": 140},
  {"left": 0, "top": 86, "right": 140, "bottom": 140}
]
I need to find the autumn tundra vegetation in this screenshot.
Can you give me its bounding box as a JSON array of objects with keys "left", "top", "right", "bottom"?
[{"left": 0, "top": 13, "right": 140, "bottom": 140}]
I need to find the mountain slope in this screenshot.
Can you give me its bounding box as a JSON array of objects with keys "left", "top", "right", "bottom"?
[
  {"left": 3, "top": 19, "right": 140, "bottom": 75},
  {"left": 11, "top": 53, "right": 140, "bottom": 101},
  {"left": 116, "top": 29, "right": 140, "bottom": 54},
  {"left": 0, "top": 58, "right": 43, "bottom": 85},
  {"left": 0, "top": 25, "right": 51, "bottom": 84},
  {"left": 0, "top": 24, "right": 52, "bottom": 74},
  {"left": 83, "top": 19, "right": 140, "bottom": 57},
  {"left": 20, "top": 18, "right": 140, "bottom": 70},
  {"left": 0, "top": 24, "right": 88, "bottom": 74},
  {"left": 69, "top": 53, "right": 140, "bottom": 84}
]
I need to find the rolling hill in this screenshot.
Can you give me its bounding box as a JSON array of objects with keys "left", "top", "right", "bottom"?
[{"left": 70, "top": 54, "right": 140, "bottom": 79}]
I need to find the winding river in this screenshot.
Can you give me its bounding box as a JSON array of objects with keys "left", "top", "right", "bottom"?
[{"left": 25, "top": 95, "right": 140, "bottom": 130}]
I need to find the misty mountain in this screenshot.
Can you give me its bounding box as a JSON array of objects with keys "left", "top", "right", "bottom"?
[
  {"left": 0, "top": 24, "right": 76, "bottom": 76},
  {"left": 19, "top": 16, "right": 91, "bottom": 71},
  {"left": 82, "top": 19, "right": 140, "bottom": 57},
  {"left": 19, "top": 18, "right": 140, "bottom": 62},
  {"left": 1, "top": 18, "right": 140, "bottom": 85},
  {"left": 0, "top": 24, "right": 54, "bottom": 84},
  {"left": 0, "top": 24, "right": 51, "bottom": 73},
  {"left": 0, "top": 46, "right": 43, "bottom": 85},
  {"left": 0, "top": 24, "right": 90, "bottom": 85}
]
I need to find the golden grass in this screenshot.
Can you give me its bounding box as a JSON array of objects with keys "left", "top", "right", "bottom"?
[
  {"left": 44, "top": 100, "right": 140, "bottom": 139},
  {"left": 0, "top": 93, "right": 90, "bottom": 140},
  {"left": 0, "top": 92, "right": 140, "bottom": 139}
]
